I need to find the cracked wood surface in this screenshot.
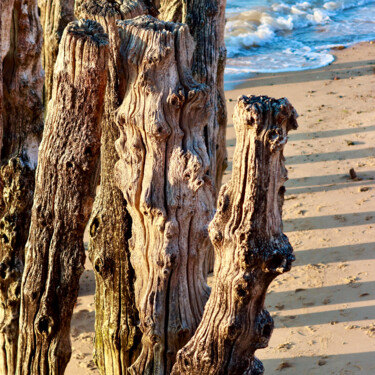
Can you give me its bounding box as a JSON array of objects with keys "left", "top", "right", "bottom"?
[
  {"left": 171, "top": 95, "right": 298, "bottom": 375},
  {"left": 74, "top": 1, "right": 156, "bottom": 373},
  {"left": 0, "top": 0, "right": 43, "bottom": 373},
  {"left": 157, "top": 0, "right": 228, "bottom": 273},
  {"left": 115, "top": 15, "right": 215, "bottom": 374},
  {"left": 38, "top": 0, "right": 75, "bottom": 110},
  {"left": 16, "top": 19, "right": 108, "bottom": 375}
]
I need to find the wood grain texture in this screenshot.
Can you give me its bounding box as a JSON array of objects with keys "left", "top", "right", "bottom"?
[
  {"left": 0, "top": 0, "right": 43, "bottom": 372},
  {"left": 157, "top": 0, "right": 228, "bottom": 193},
  {"left": 38, "top": 0, "right": 75, "bottom": 110},
  {"left": 171, "top": 95, "right": 298, "bottom": 375},
  {"left": 75, "top": 1, "right": 155, "bottom": 373},
  {"left": 157, "top": 0, "right": 228, "bottom": 273},
  {"left": 115, "top": 15, "right": 215, "bottom": 374},
  {"left": 16, "top": 19, "right": 108, "bottom": 375}
]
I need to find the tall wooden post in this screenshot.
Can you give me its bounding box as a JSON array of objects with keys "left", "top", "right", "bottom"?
[
  {"left": 157, "top": 0, "right": 228, "bottom": 272},
  {"left": 16, "top": 19, "right": 108, "bottom": 375},
  {"left": 74, "top": 1, "right": 156, "bottom": 373},
  {"left": 172, "top": 95, "right": 298, "bottom": 375},
  {"left": 0, "top": 0, "right": 43, "bottom": 373},
  {"left": 115, "top": 15, "right": 215, "bottom": 374}
]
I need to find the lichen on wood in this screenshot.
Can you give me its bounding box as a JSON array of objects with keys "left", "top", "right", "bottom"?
[
  {"left": 16, "top": 19, "right": 108, "bottom": 375},
  {"left": 171, "top": 95, "right": 298, "bottom": 375},
  {"left": 115, "top": 15, "right": 215, "bottom": 374}
]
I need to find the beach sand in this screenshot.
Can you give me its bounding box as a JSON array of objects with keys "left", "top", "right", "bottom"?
[{"left": 66, "top": 41, "right": 375, "bottom": 374}]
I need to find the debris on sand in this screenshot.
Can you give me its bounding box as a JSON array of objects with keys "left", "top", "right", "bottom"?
[
  {"left": 362, "top": 324, "right": 375, "bottom": 337},
  {"left": 276, "top": 361, "right": 293, "bottom": 371},
  {"left": 349, "top": 168, "right": 357, "bottom": 179},
  {"left": 277, "top": 342, "right": 294, "bottom": 351}
]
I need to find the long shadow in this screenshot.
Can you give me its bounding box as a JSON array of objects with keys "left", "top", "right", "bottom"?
[
  {"left": 226, "top": 125, "right": 375, "bottom": 144},
  {"left": 285, "top": 178, "right": 375, "bottom": 195},
  {"left": 225, "top": 58, "right": 375, "bottom": 88},
  {"left": 287, "top": 172, "right": 375, "bottom": 188},
  {"left": 292, "top": 242, "right": 375, "bottom": 267},
  {"left": 261, "top": 352, "right": 375, "bottom": 374},
  {"left": 266, "top": 281, "right": 375, "bottom": 313},
  {"left": 285, "top": 211, "right": 375, "bottom": 231},
  {"left": 286, "top": 147, "right": 375, "bottom": 165},
  {"left": 272, "top": 305, "right": 375, "bottom": 328},
  {"left": 289, "top": 124, "right": 375, "bottom": 142}
]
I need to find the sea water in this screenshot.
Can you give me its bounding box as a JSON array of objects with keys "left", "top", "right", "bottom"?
[{"left": 225, "top": 0, "right": 375, "bottom": 87}]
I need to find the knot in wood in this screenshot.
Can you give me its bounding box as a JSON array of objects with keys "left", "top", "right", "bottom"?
[
  {"left": 167, "top": 91, "right": 185, "bottom": 109},
  {"left": 263, "top": 238, "right": 294, "bottom": 274},
  {"left": 274, "top": 99, "right": 299, "bottom": 132},
  {"left": 221, "top": 319, "right": 241, "bottom": 341},
  {"left": 36, "top": 315, "right": 55, "bottom": 337},
  {"left": 254, "top": 309, "right": 274, "bottom": 349},
  {"left": 266, "top": 126, "right": 287, "bottom": 153}
]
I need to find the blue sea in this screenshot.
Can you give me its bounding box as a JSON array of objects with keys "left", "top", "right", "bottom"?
[{"left": 225, "top": 0, "right": 375, "bottom": 86}]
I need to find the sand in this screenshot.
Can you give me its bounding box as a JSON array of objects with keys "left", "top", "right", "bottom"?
[{"left": 66, "top": 41, "right": 375, "bottom": 374}]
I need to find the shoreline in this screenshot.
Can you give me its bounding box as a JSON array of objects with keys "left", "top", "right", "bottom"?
[{"left": 224, "top": 40, "right": 375, "bottom": 92}]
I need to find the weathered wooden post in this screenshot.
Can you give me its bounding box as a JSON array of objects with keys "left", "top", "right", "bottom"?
[
  {"left": 74, "top": 1, "right": 156, "bottom": 373},
  {"left": 171, "top": 95, "right": 298, "bottom": 375},
  {"left": 16, "top": 19, "right": 108, "bottom": 375},
  {"left": 0, "top": 0, "right": 43, "bottom": 373},
  {"left": 157, "top": 0, "right": 228, "bottom": 273},
  {"left": 115, "top": 15, "right": 215, "bottom": 374},
  {"left": 157, "top": 0, "right": 228, "bottom": 192},
  {"left": 38, "top": 0, "right": 75, "bottom": 109}
]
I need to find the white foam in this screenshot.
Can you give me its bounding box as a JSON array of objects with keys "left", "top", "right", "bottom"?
[{"left": 225, "top": 0, "right": 375, "bottom": 79}]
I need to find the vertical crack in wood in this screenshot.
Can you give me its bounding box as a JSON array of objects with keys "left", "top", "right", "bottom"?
[
  {"left": 15, "top": 19, "right": 108, "bottom": 375},
  {"left": 171, "top": 95, "right": 298, "bottom": 375},
  {"left": 115, "top": 15, "right": 215, "bottom": 374}
]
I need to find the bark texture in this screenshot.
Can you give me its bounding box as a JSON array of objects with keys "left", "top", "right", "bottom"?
[
  {"left": 158, "top": 0, "right": 228, "bottom": 193},
  {"left": 0, "top": 0, "right": 43, "bottom": 373},
  {"left": 171, "top": 95, "right": 298, "bottom": 375},
  {"left": 115, "top": 15, "right": 214, "bottom": 374},
  {"left": 0, "top": 3, "right": 3, "bottom": 158},
  {"left": 16, "top": 19, "right": 108, "bottom": 375},
  {"left": 158, "top": 0, "right": 228, "bottom": 273},
  {"left": 74, "top": 1, "right": 155, "bottom": 374},
  {"left": 38, "top": 0, "right": 75, "bottom": 109}
]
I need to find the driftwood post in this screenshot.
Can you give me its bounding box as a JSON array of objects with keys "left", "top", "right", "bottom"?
[
  {"left": 0, "top": 0, "right": 43, "bottom": 373},
  {"left": 157, "top": 0, "right": 228, "bottom": 273},
  {"left": 172, "top": 95, "right": 298, "bottom": 375},
  {"left": 74, "top": 1, "right": 156, "bottom": 373},
  {"left": 115, "top": 15, "right": 215, "bottom": 374},
  {"left": 157, "top": 0, "right": 228, "bottom": 192},
  {"left": 38, "top": 0, "right": 75, "bottom": 109},
  {"left": 16, "top": 19, "right": 108, "bottom": 375}
]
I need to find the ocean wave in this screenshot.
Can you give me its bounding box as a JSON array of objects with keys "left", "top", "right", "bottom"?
[
  {"left": 225, "top": 0, "right": 375, "bottom": 55},
  {"left": 224, "top": 0, "right": 375, "bottom": 79}
]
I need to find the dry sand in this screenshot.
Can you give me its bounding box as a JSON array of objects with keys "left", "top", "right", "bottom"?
[{"left": 67, "top": 41, "right": 375, "bottom": 374}]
